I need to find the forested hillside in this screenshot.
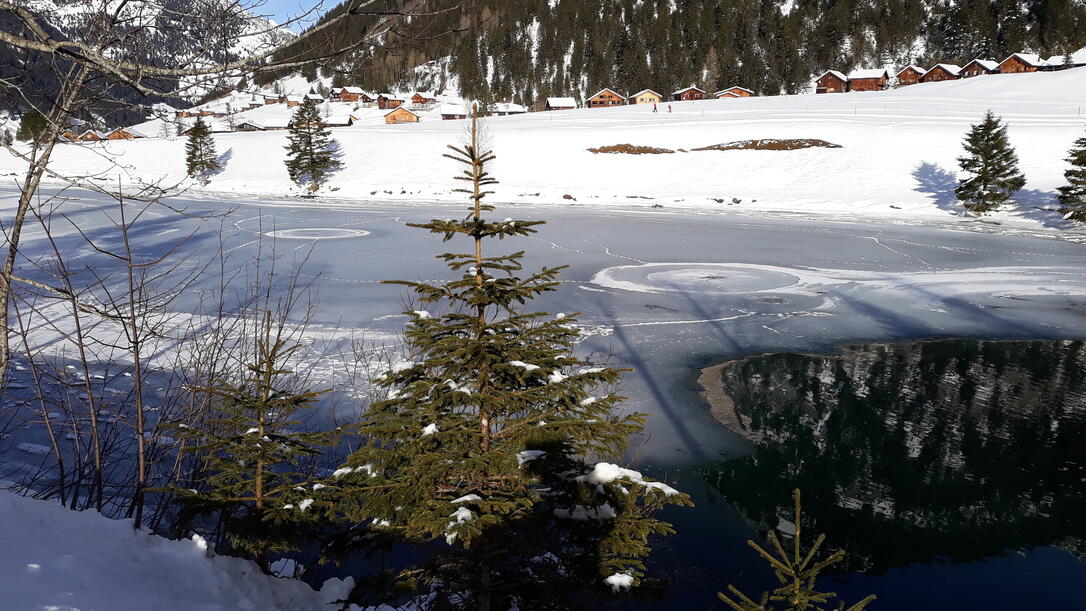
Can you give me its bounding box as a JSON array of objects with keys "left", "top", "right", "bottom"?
[{"left": 266, "top": 0, "right": 1086, "bottom": 106}]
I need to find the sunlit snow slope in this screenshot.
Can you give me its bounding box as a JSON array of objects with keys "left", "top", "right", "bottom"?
[{"left": 5, "top": 69, "right": 1086, "bottom": 229}]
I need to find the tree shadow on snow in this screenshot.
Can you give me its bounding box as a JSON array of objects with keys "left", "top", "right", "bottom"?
[
  {"left": 208, "top": 147, "right": 232, "bottom": 178},
  {"left": 913, "top": 161, "right": 1069, "bottom": 228}
]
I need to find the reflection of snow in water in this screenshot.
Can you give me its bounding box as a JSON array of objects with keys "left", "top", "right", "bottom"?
[{"left": 263, "top": 227, "right": 370, "bottom": 240}]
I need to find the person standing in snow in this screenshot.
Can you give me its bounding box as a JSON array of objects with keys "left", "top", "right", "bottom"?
[
  {"left": 667, "top": 104, "right": 672, "bottom": 113},
  {"left": 652, "top": 102, "right": 657, "bottom": 113}
]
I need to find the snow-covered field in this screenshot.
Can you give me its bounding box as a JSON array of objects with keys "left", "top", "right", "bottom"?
[
  {"left": 0, "top": 489, "right": 352, "bottom": 610},
  {"left": 6, "top": 68, "right": 1086, "bottom": 231}
]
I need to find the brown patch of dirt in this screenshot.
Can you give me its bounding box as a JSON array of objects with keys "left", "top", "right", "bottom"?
[
  {"left": 692, "top": 138, "right": 842, "bottom": 151},
  {"left": 588, "top": 143, "right": 676, "bottom": 155}
]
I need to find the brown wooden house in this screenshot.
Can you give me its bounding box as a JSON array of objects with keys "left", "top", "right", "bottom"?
[
  {"left": 628, "top": 89, "right": 662, "bottom": 105},
  {"left": 440, "top": 104, "right": 468, "bottom": 120},
  {"left": 587, "top": 88, "right": 626, "bottom": 108},
  {"left": 338, "top": 87, "right": 367, "bottom": 102},
  {"left": 715, "top": 86, "right": 754, "bottom": 98},
  {"left": 895, "top": 65, "right": 926, "bottom": 86},
  {"left": 847, "top": 68, "right": 890, "bottom": 91},
  {"left": 998, "top": 53, "right": 1047, "bottom": 74},
  {"left": 815, "top": 70, "right": 848, "bottom": 94},
  {"left": 670, "top": 85, "right": 706, "bottom": 101},
  {"left": 960, "top": 59, "right": 999, "bottom": 78},
  {"left": 79, "top": 130, "right": 105, "bottom": 142},
  {"left": 107, "top": 128, "right": 140, "bottom": 140},
  {"left": 377, "top": 94, "right": 404, "bottom": 110},
  {"left": 384, "top": 107, "right": 420, "bottom": 124},
  {"left": 545, "top": 97, "right": 577, "bottom": 111},
  {"left": 410, "top": 92, "right": 437, "bottom": 105},
  {"left": 920, "top": 64, "right": 961, "bottom": 83}
]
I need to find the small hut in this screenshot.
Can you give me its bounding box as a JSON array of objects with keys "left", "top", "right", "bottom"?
[
  {"left": 715, "top": 86, "right": 754, "bottom": 98},
  {"left": 628, "top": 89, "right": 662, "bottom": 105},
  {"left": 384, "top": 107, "right": 420, "bottom": 124},
  {"left": 919, "top": 64, "right": 961, "bottom": 83},
  {"left": 814, "top": 70, "right": 848, "bottom": 94},
  {"left": 998, "top": 53, "right": 1048, "bottom": 74},
  {"left": 895, "top": 66, "right": 926, "bottom": 87},
  {"left": 586, "top": 88, "right": 626, "bottom": 108},
  {"left": 545, "top": 97, "right": 577, "bottom": 111},
  {"left": 670, "top": 85, "right": 706, "bottom": 101},
  {"left": 960, "top": 59, "right": 1000, "bottom": 78},
  {"left": 846, "top": 68, "right": 890, "bottom": 91}
]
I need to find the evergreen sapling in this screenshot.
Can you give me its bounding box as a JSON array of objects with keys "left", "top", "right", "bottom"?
[
  {"left": 284, "top": 98, "right": 341, "bottom": 194},
  {"left": 326, "top": 108, "right": 691, "bottom": 609},
  {"left": 1056, "top": 127, "right": 1086, "bottom": 222},
  {"left": 184, "top": 116, "right": 219, "bottom": 184},
  {"left": 955, "top": 111, "right": 1026, "bottom": 215}
]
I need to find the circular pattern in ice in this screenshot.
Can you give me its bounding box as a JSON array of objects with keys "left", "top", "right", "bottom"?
[
  {"left": 263, "top": 227, "right": 370, "bottom": 240},
  {"left": 591, "top": 263, "right": 804, "bottom": 296}
]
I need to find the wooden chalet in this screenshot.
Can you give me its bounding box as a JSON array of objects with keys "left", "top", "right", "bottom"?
[
  {"left": 320, "top": 116, "right": 354, "bottom": 128},
  {"left": 78, "top": 130, "right": 106, "bottom": 142},
  {"left": 815, "top": 70, "right": 848, "bottom": 94},
  {"left": 107, "top": 128, "right": 141, "bottom": 140},
  {"left": 338, "top": 87, "right": 368, "bottom": 102},
  {"left": 628, "top": 89, "right": 662, "bottom": 105},
  {"left": 715, "top": 86, "right": 754, "bottom": 98},
  {"left": 263, "top": 94, "right": 284, "bottom": 105},
  {"left": 960, "top": 59, "right": 999, "bottom": 78},
  {"left": 920, "top": 64, "right": 961, "bottom": 83},
  {"left": 411, "top": 92, "right": 437, "bottom": 105},
  {"left": 1045, "top": 49, "right": 1086, "bottom": 69},
  {"left": 847, "top": 68, "right": 890, "bottom": 91},
  {"left": 57, "top": 129, "right": 80, "bottom": 142},
  {"left": 586, "top": 88, "right": 625, "bottom": 108},
  {"left": 670, "top": 85, "right": 706, "bottom": 101},
  {"left": 234, "top": 120, "right": 265, "bottom": 132},
  {"left": 998, "top": 53, "right": 1048, "bottom": 74},
  {"left": 384, "top": 107, "right": 420, "bottom": 124},
  {"left": 545, "top": 97, "right": 577, "bottom": 111},
  {"left": 377, "top": 94, "right": 404, "bottom": 110},
  {"left": 895, "top": 65, "right": 926, "bottom": 86},
  {"left": 440, "top": 104, "right": 468, "bottom": 120},
  {"left": 305, "top": 93, "right": 325, "bottom": 104},
  {"left": 285, "top": 96, "right": 303, "bottom": 108},
  {"left": 491, "top": 102, "right": 527, "bottom": 116}
]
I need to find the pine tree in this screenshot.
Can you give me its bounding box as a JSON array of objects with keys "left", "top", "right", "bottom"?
[
  {"left": 325, "top": 108, "right": 691, "bottom": 608},
  {"left": 168, "top": 312, "right": 337, "bottom": 571},
  {"left": 955, "top": 111, "right": 1026, "bottom": 215},
  {"left": 184, "top": 116, "right": 220, "bottom": 184},
  {"left": 16, "top": 110, "right": 47, "bottom": 143},
  {"left": 284, "top": 98, "right": 341, "bottom": 194},
  {"left": 1057, "top": 128, "right": 1086, "bottom": 222}
]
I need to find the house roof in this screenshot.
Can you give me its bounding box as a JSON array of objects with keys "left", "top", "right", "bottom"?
[
  {"left": 1045, "top": 47, "right": 1086, "bottom": 66},
  {"left": 715, "top": 86, "right": 754, "bottom": 96},
  {"left": 847, "top": 68, "right": 889, "bottom": 80},
  {"left": 928, "top": 63, "right": 962, "bottom": 75},
  {"left": 1002, "top": 53, "right": 1047, "bottom": 67},
  {"left": 439, "top": 103, "right": 467, "bottom": 116},
  {"left": 816, "top": 70, "right": 848, "bottom": 82},
  {"left": 321, "top": 117, "right": 353, "bottom": 126},
  {"left": 492, "top": 102, "right": 527, "bottom": 113},
  {"left": 896, "top": 65, "right": 927, "bottom": 76},
  {"left": 671, "top": 85, "right": 706, "bottom": 95},
  {"left": 340, "top": 86, "right": 366, "bottom": 94},
  {"left": 304, "top": 93, "right": 325, "bottom": 101},
  {"left": 378, "top": 93, "right": 403, "bottom": 100},
  {"left": 963, "top": 59, "right": 1000, "bottom": 71},
  {"left": 588, "top": 88, "right": 625, "bottom": 100},
  {"left": 630, "top": 89, "right": 662, "bottom": 98},
  {"left": 236, "top": 119, "right": 265, "bottom": 129},
  {"left": 385, "top": 107, "right": 419, "bottom": 117},
  {"left": 546, "top": 97, "right": 577, "bottom": 107}
]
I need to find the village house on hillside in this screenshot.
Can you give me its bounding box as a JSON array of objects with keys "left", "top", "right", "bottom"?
[
  {"left": 920, "top": 64, "right": 961, "bottom": 83},
  {"left": 545, "top": 97, "right": 577, "bottom": 111},
  {"left": 960, "top": 59, "right": 1000, "bottom": 78},
  {"left": 337, "top": 87, "right": 370, "bottom": 103},
  {"left": 895, "top": 65, "right": 926, "bottom": 86},
  {"left": 384, "top": 107, "right": 420, "bottom": 124},
  {"left": 847, "top": 68, "right": 890, "bottom": 91},
  {"left": 439, "top": 103, "right": 467, "bottom": 120},
  {"left": 671, "top": 85, "right": 706, "bottom": 101},
  {"left": 628, "top": 89, "right": 662, "bottom": 105},
  {"left": 491, "top": 102, "right": 527, "bottom": 116},
  {"left": 377, "top": 94, "right": 404, "bottom": 110},
  {"left": 587, "top": 88, "right": 626, "bottom": 108},
  {"left": 815, "top": 70, "right": 848, "bottom": 93},
  {"left": 411, "top": 92, "right": 437, "bottom": 106},
  {"left": 716, "top": 86, "right": 754, "bottom": 98},
  {"left": 999, "top": 53, "right": 1047, "bottom": 73}
]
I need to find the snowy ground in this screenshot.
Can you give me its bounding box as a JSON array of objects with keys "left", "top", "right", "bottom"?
[
  {"left": 0, "top": 488, "right": 353, "bottom": 611},
  {"left": 5, "top": 68, "right": 1086, "bottom": 231}
]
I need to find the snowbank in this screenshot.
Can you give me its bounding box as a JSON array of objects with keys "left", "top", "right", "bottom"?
[
  {"left": 0, "top": 489, "right": 353, "bottom": 611},
  {"left": 4, "top": 69, "right": 1086, "bottom": 231}
]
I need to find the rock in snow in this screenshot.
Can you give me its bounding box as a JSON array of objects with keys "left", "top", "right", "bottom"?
[{"left": 0, "top": 490, "right": 353, "bottom": 610}]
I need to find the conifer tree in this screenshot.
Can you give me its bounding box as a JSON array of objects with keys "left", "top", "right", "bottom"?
[
  {"left": 184, "top": 116, "right": 219, "bottom": 184},
  {"left": 326, "top": 108, "right": 691, "bottom": 609},
  {"left": 16, "top": 110, "right": 47, "bottom": 143},
  {"left": 284, "top": 98, "right": 341, "bottom": 194},
  {"left": 955, "top": 111, "right": 1026, "bottom": 215},
  {"left": 168, "top": 312, "right": 336, "bottom": 571},
  {"left": 1056, "top": 128, "right": 1086, "bottom": 222}
]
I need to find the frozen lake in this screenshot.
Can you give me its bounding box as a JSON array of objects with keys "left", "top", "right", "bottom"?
[{"left": 6, "top": 187, "right": 1086, "bottom": 608}]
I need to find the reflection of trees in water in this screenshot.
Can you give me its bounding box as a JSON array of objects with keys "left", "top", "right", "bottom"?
[{"left": 709, "top": 340, "right": 1086, "bottom": 572}]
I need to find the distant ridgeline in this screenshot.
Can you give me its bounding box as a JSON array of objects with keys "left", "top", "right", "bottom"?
[{"left": 261, "top": 0, "right": 1086, "bottom": 106}]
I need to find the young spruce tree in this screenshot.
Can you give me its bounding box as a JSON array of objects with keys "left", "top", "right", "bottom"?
[
  {"left": 169, "top": 312, "right": 336, "bottom": 571},
  {"left": 284, "top": 98, "right": 341, "bottom": 194},
  {"left": 1056, "top": 127, "right": 1086, "bottom": 222},
  {"left": 326, "top": 109, "right": 691, "bottom": 609},
  {"left": 184, "top": 116, "right": 219, "bottom": 184},
  {"left": 955, "top": 111, "right": 1026, "bottom": 215}
]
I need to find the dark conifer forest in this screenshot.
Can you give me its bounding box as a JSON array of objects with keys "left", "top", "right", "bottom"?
[{"left": 264, "top": 0, "right": 1086, "bottom": 106}]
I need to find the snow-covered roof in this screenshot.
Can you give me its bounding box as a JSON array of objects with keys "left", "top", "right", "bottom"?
[
  {"left": 492, "top": 102, "right": 527, "bottom": 113},
  {"left": 378, "top": 93, "right": 403, "bottom": 100},
  {"left": 340, "top": 86, "right": 366, "bottom": 94},
  {"left": 929, "top": 63, "right": 962, "bottom": 75},
  {"left": 439, "top": 103, "right": 467, "bottom": 115},
  {"left": 304, "top": 93, "right": 325, "bottom": 101},
  {"left": 716, "top": 86, "right": 754, "bottom": 95},
  {"left": 384, "top": 107, "right": 419, "bottom": 117},
  {"left": 817, "top": 70, "right": 848, "bottom": 82},
  {"left": 896, "top": 65, "right": 927, "bottom": 76},
  {"left": 1002, "top": 53, "right": 1047, "bottom": 68},
  {"left": 847, "top": 68, "right": 889, "bottom": 80},
  {"left": 963, "top": 59, "right": 999, "bottom": 71},
  {"left": 546, "top": 97, "right": 577, "bottom": 107},
  {"left": 671, "top": 85, "right": 706, "bottom": 95},
  {"left": 630, "top": 89, "right": 662, "bottom": 98},
  {"left": 588, "top": 88, "right": 625, "bottom": 100},
  {"left": 1045, "top": 47, "right": 1086, "bottom": 66}
]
